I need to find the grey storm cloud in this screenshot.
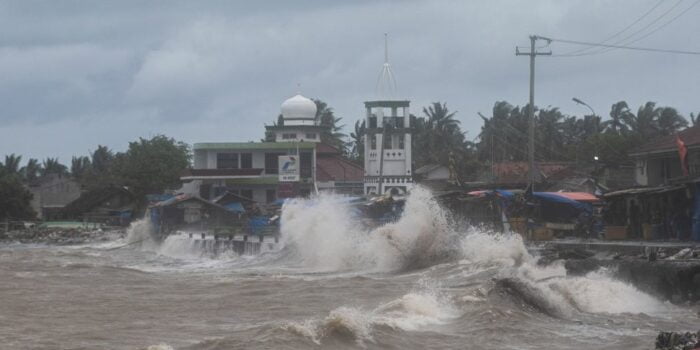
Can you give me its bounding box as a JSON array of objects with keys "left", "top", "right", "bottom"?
[{"left": 0, "top": 0, "right": 698, "bottom": 162}]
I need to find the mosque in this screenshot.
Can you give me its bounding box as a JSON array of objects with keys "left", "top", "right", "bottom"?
[{"left": 180, "top": 36, "right": 413, "bottom": 202}]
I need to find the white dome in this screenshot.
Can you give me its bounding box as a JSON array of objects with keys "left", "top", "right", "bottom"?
[{"left": 281, "top": 94, "right": 317, "bottom": 120}]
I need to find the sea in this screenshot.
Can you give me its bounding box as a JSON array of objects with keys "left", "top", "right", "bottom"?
[{"left": 1, "top": 187, "right": 697, "bottom": 349}]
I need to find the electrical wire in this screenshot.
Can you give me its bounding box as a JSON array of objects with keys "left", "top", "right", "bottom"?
[
  {"left": 544, "top": 36, "right": 700, "bottom": 55},
  {"left": 551, "top": 0, "right": 700, "bottom": 57},
  {"left": 559, "top": 0, "right": 666, "bottom": 56}
]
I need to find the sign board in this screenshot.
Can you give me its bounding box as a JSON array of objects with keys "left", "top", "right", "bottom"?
[{"left": 278, "top": 155, "right": 299, "bottom": 182}]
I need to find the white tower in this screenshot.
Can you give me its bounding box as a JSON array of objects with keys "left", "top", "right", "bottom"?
[{"left": 363, "top": 34, "right": 412, "bottom": 195}]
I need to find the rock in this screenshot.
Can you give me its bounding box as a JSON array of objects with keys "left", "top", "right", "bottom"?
[{"left": 655, "top": 330, "right": 699, "bottom": 350}]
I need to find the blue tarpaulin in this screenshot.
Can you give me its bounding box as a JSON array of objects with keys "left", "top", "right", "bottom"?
[
  {"left": 224, "top": 202, "right": 245, "bottom": 213},
  {"left": 532, "top": 192, "right": 592, "bottom": 213}
]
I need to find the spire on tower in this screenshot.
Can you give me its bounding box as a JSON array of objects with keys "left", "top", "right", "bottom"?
[{"left": 376, "top": 33, "right": 397, "bottom": 100}]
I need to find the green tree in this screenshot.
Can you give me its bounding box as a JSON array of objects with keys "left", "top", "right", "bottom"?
[
  {"left": 115, "top": 135, "right": 191, "bottom": 200},
  {"left": 349, "top": 119, "right": 365, "bottom": 162},
  {"left": 71, "top": 156, "right": 91, "bottom": 180},
  {"left": 314, "top": 99, "right": 347, "bottom": 153},
  {"left": 20, "top": 158, "right": 41, "bottom": 183},
  {"left": 40, "top": 158, "right": 68, "bottom": 177},
  {"left": 2, "top": 154, "right": 22, "bottom": 175},
  {"left": 0, "top": 167, "right": 35, "bottom": 220}
]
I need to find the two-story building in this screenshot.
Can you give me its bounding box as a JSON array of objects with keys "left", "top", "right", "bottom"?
[
  {"left": 629, "top": 126, "right": 700, "bottom": 186},
  {"left": 180, "top": 94, "right": 364, "bottom": 203}
]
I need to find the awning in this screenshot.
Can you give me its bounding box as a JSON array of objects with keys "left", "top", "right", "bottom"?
[{"left": 550, "top": 192, "right": 600, "bottom": 203}]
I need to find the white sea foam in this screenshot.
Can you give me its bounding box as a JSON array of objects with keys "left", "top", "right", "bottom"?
[
  {"left": 457, "top": 231, "right": 667, "bottom": 316},
  {"left": 279, "top": 186, "right": 453, "bottom": 271},
  {"left": 283, "top": 288, "right": 458, "bottom": 346}
]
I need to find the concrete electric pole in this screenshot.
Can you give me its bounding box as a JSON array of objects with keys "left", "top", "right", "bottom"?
[{"left": 516, "top": 35, "right": 551, "bottom": 191}]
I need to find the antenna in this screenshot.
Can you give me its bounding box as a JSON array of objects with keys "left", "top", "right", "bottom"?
[{"left": 376, "top": 33, "right": 397, "bottom": 99}]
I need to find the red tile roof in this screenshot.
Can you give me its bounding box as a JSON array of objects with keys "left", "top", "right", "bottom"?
[
  {"left": 632, "top": 126, "right": 700, "bottom": 155},
  {"left": 316, "top": 156, "right": 364, "bottom": 182}
]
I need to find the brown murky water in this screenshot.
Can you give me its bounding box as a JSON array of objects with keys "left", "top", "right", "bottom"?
[{"left": 1, "top": 190, "right": 698, "bottom": 349}]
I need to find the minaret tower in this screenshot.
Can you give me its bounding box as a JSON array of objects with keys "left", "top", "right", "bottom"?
[{"left": 363, "top": 34, "right": 412, "bottom": 195}]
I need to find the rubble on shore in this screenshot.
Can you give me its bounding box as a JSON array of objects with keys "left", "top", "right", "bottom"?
[
  {"left": 655, "top": 330, "right": 700, "bottom": 350},
  {"left": 0, "top": 227, "right": 124, "bottom": 245}
]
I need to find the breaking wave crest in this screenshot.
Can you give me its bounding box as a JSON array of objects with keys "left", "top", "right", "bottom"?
[
  {"left": 283, "top": 288, "right": 458, "bottom": 346},
  {"left": 461, "top": 233, "right": 668, "bottom": 317},
  {"left": 279, "top": 186, "right": 458, "bottom": 271}
]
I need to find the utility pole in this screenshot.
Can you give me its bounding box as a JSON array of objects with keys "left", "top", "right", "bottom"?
[{"left": 516, "top": 35, "right": 551, "bottom": 191}]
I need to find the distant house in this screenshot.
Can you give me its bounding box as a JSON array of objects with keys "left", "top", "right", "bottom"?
[
  {"left": 27, "top": 174, "right": 82, "bottom": 220},
  {"left": 629, "top": 126, "right": 700, "bottom": 186},
  {"left": 61, "top": 185, "right": 136, "bottom": 225}
]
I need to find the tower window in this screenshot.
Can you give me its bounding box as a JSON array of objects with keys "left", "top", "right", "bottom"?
[
  {"left": 383, "top": 134, "right": 393, "bottom": 149},
  {"left": 369, "top": 116, "right": 377, "bottom": 128},
  {"left": 370, "top": 134, "right": 377, "bottom": 150},
  {"left": 398, "top": 134, "right": 405, "bottom": 150}
]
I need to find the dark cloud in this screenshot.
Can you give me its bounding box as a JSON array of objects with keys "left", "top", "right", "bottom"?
[{"left": 0, "top": 0, "right": 698, "bottom": 161}]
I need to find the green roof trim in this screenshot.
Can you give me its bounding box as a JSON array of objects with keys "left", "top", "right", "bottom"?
[
  {"left": 225, "top": 177, "right": 280, "bottom": 186},
  {"left": 194, "top": 142, "right": 316, "bottom": 150}
]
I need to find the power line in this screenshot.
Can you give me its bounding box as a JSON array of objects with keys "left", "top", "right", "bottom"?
[
  {"left": 560, "top": 0, "right": 666, "bottom": 56},
  {"left": 552, "top": 0, "right": 700, "bottom": 57},
  {"left": 607, "top": 0, "right": 700, "bottom": 50},
  {"left": 543, "top": 36, "right": 700, "bottom": 55}
]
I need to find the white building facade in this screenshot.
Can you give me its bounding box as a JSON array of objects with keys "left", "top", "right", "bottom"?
[{"left": 363, "top": 100, "right": 413, "bottom": 195}]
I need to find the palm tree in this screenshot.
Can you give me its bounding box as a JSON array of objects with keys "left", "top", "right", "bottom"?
[
  {"left": 71, "top": 156, "right": 91, "bottom": 179},
  {"left": 629, "top": 102, "right": 660, "bottom": 140},
  {"left": 20, "top": 158, "right": 41, "bottom": 182},
  {"left": 603, "top": 101, "right": 632, "bottom": 134},
  {"left": 2, "top": 154, "right": 22, "bottom": 174},
  {"left": 41, "top": 158, "right": 68, "bottom": 177},
  {"left": 91, "top": 145, "right": 113, "bottom": 174},
  {"left": 656, "top": 107, "right": 687, "bottom": 135},
  {"left": 314, "top": 99, "right": 348, "bottom": 153},
  {"left": 349, "top": 119, "right": 365, "bottom": 162}
]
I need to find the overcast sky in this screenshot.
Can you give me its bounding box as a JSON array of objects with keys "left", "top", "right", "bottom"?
[{"left": 1, "top": 0, "right": 699, "bottom": 164}]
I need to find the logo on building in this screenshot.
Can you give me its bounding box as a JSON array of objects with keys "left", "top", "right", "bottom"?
[{"left": 279, "top": 155, "right": 299, "bottom": 182}]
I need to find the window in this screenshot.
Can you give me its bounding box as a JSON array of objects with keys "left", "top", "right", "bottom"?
[
  {"left": 240, "top": 153, "right": 252, "bottom": 169},
  {"left": 240, "top": 190, "right": 253, "bottom": 200},
  {"left": 383, "top": 135, "right": 393, "bottom": 150},
  {"left": 305, "top": 133, "right": 317, "bottom": 140},
  {"left": 369, "top": 116, "right": 377, "bottom": 128},
  {"left": 282, "top": 133, "right": 297, "bottom": 139},
  {"left": 300, "top": 152, "right": 312, "bottom": 178},
  {"left": 370, "top": 134, "right": 377, "bottom": 150},
  {"left": 398, "top": 134, "right": 405, "bottom": 150},
  {"left": 265, "top": 153, "right": 283, "bottom": 174},
  {"left": 266, "top": 189, "right": 276, "bottom": 203},
  {"left": 217, "top": 153, "right": 238, "bottom": 169}
]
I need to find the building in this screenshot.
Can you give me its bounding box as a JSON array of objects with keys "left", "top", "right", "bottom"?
[
  {"left": 180, "top": 94, "right": 364, "bottom": 203},
  {"left": 363, "top": 35, "right": 413, "bottom": 195},
  {"left": 629, "top": 126, "right": 700, "bottom": 186},
  {"left": 28, "top": 174, "right": 82, "bottom": 220}
]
